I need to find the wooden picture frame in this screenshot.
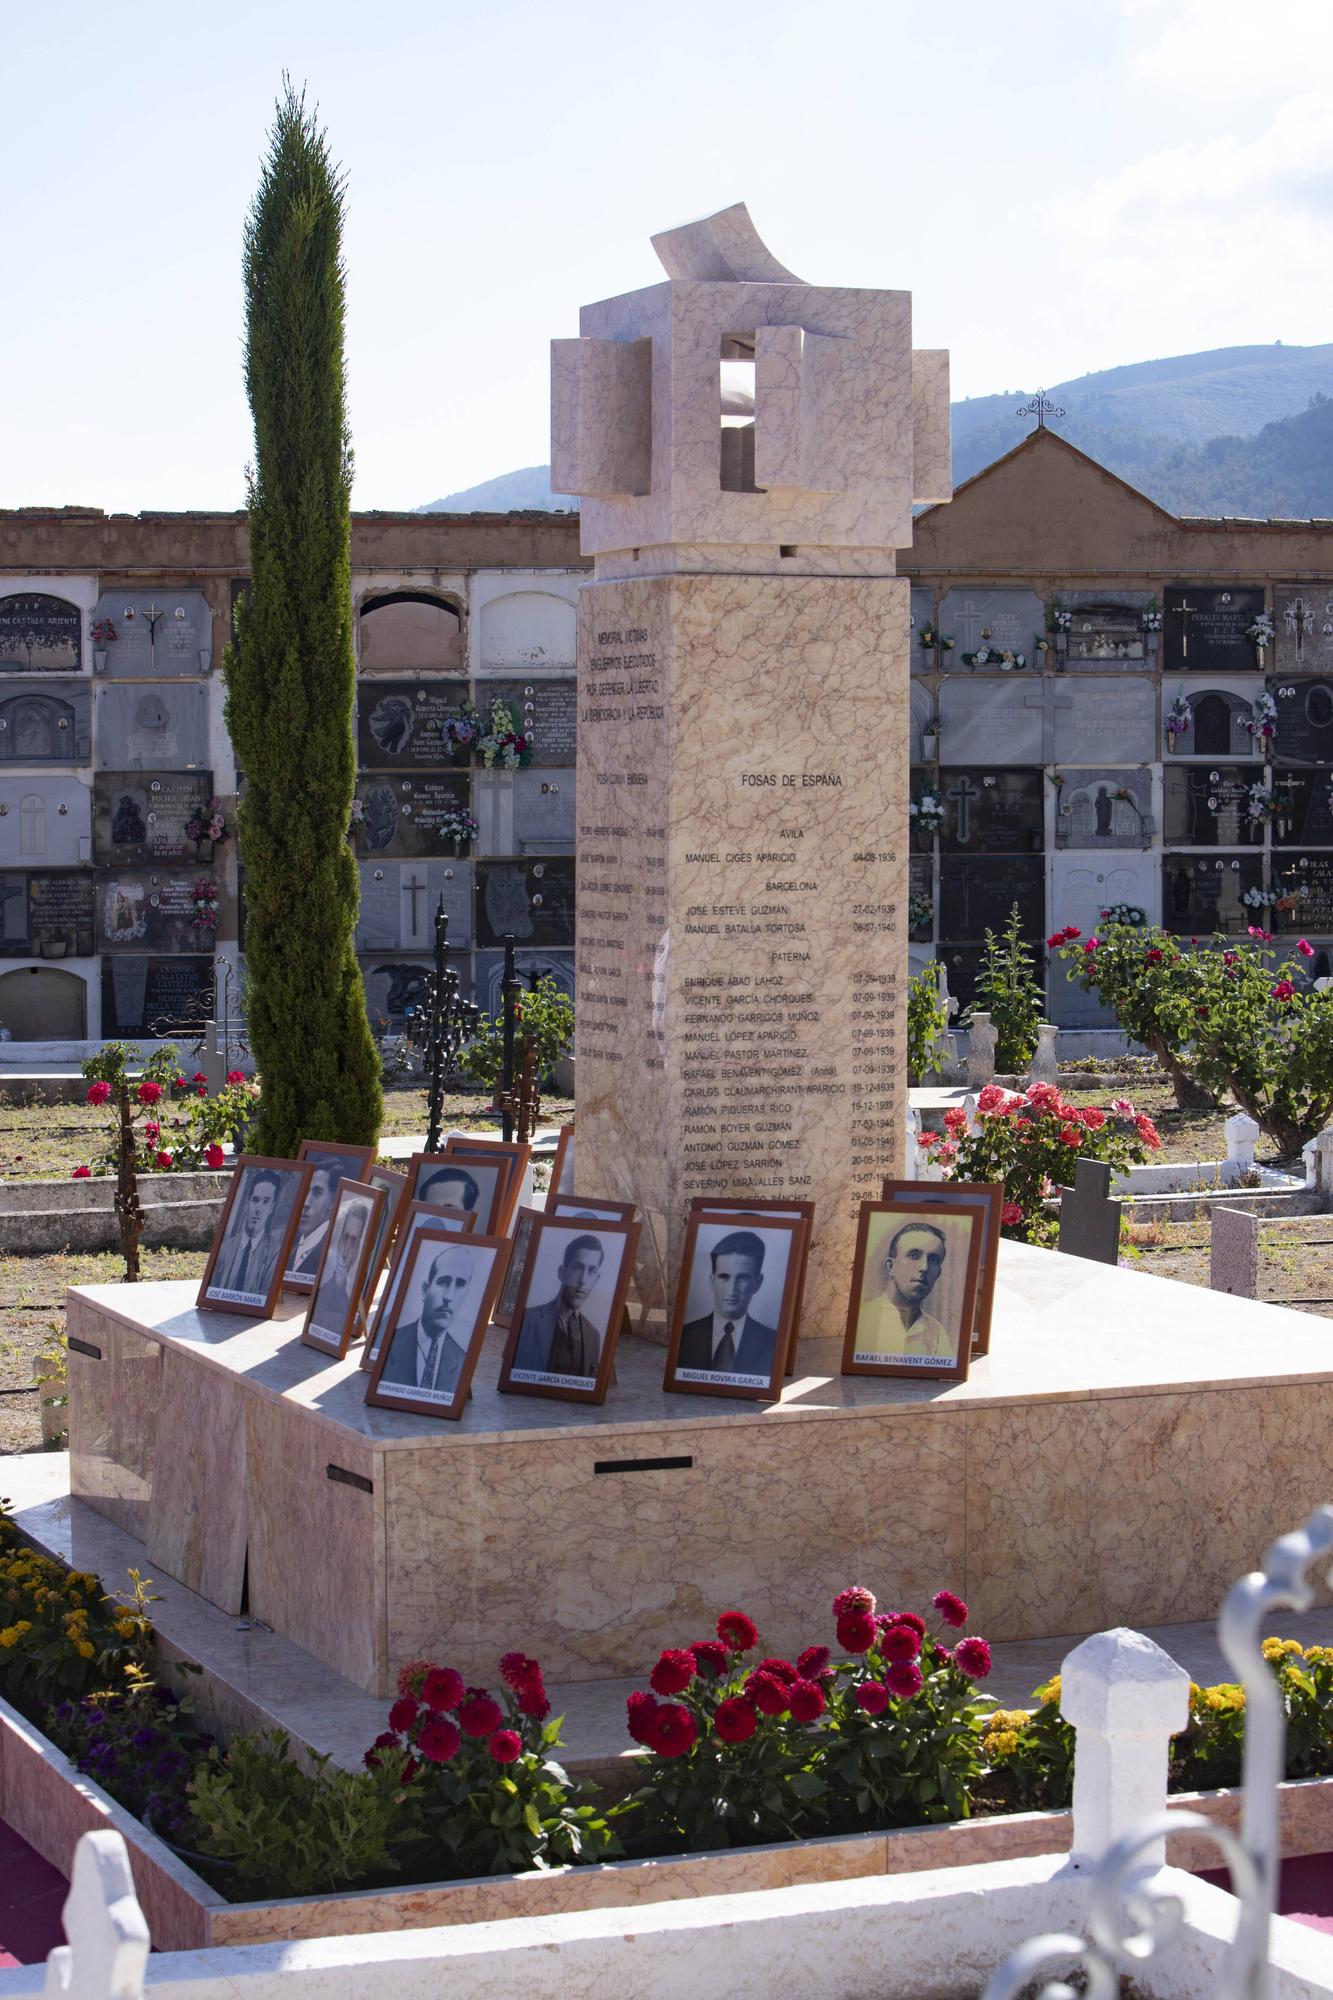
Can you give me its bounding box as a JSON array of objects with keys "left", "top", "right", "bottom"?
[
  {"left": 403, "top": 1150, "right": 511, "bottom": 1235},
  {"left": 361, "top": 1202, "right": 479, "bottom": 1372},
  {"left": 444, "top": 1136, "right": 532, "bottom": 1233},
  {"left": 364, "top": 1225, "right": 509, "bottom": 1421},
  {"left": 362, "top": 1164, "right": 409, "bottom": 1307},
  {"left": 286, "top": 1141, "right": 376, "bottom": 1291},
  {"left": 494, "top": 1205, "right": 540, "bottom": 1331},
  {"left": 688, "top": 1197, "right": 814, "bottom": 1376},
  {"left": 841, "top": 1200, "right": 983, "bottom": 1382},
  {"left": 496, "top": 1213, "right": 639, "bottom": 1407},
  {"left": 548, "top": 1123, "right": 575, "bottom": 1198},
  {"left": 198, "top": 1156, "right": 313, "bottom": 1320},
  {"left": 664, "top": 1212, "right": 803, "bottom": 1403},
  {"left": 880, "top": 1178, "right": 1003, "bottom": 1357},
  {"left": 301, "top": 1181, "right": 387, "bottom": 1360}
]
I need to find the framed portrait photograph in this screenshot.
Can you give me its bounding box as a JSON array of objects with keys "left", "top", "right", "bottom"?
[
  {"left": 548, "top": 1123, "right": 575, "bottom": 1197},
  {"left": 404, "top": 1150, "right": 511, "bottom": 1235},
  {"left": 841, "top": 1201, "right": 983, "bottom": 1382},
  {"left": 365, "top": 1226, "right": 509, "bottom": 1421},
  {"left": 198, "top": 1156, "right": 313, "bottom": 1320},
  {"left": 302, "top": 1181, "right": 387, "bottom": 1360},
  {"left": 444, "top": 1136, "right": 531, "bottom": 1234},
  {"left": 494, "top": 1205, "right": 540, "bottom": 1330},
  {"left": 286, "top": 1141, "right": 376, "bottom": 1291},
  {"left": 362, "top": 1163, "right": 408, "bottom": 1305},
  {"left": 361, "top": 1201, "right": 479, "bottom": 1372},
  {"left": 664, "top": 1214, "right": 803, "bottom": 1402},
  {"left": 497, "top": 1214, "right": 639, "bottom": 1406},
  {"left": 880, "top": 1179, "right": 1003, "bottom": 1357},
  {"left": 688, "top": 1197, "right": 814, "bottom": 1375}
]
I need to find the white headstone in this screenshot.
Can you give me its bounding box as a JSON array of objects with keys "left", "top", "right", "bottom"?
[
  {"left": 1223, "top": 1112, "right": 1260, "bottom": 1176},
  {"left": 966, "top": 1010, "right": 998, "bottom": 1086},
  {"left": 1028, "top": 1021, "right": 1059, "bottom": 1086},
  {"left": 43, "top": 1829, "right": 149, "bottom": 1999},
  {"left": 1060, "top": 1628, "right": 1189, "bottom": 1872}
]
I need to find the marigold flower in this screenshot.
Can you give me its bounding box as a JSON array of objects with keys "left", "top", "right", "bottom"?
[
  {"left": 417, "top": 1716, "right": 461, "bottom": 1763},
  {"left": 886, "top": 1661, "right": 923, "bottom": 1699},
  {"left": 787, "top": 1678, "right": 826, "bottom": 1723},
  {"left": 880, "top": 1622, "right": 922, "bottom": 1665},
  {"left": 836, "top": 1609, "right": 879, "bottom": 1654},
  {"left": 713, "top": 1695, "right": 758, "bottom": 1744},
  {"left": 135, "top": 1080, "right": 163, "bottom": 1105},
  {"left": 689, "top": 1639, "right": 730, "bottom": 1678},
  {"left": 421, "top": 1665, "right": 465, "bottom": 1712},
  {"left": 1001, "top": 1201, "right": 1023, "bottom": 1227},
  {"left": 954, "top": 1637, "right": 993, "bottom": 1680},
  {"left": 933, "top": 1590, "right": 969, "bottom": 1628},
  {"left": 645, "top": 1702, "right": 697, "bottom": 1757},
  {"left": 456, "top": 1690, "right": 504, "bottom": 1737},
  {"left": 388, "top": 1696, "right": 418, "bottom": 1733},
  {"left": 716, "top": 1610, "right": 758, "bottom": 1651},
  {"left": 488, "top": 1728, "right": 523, "bottom": 1764},
  {"left": 855, "top": 1680, "right": 890, "bottom": 1715},
  {"left": 86, "top": 1080, "right": 113, "bottom": 1106},
  {"left": 650, "top": 1647, "right": 697, "bottom": 1696},
  {"left": 986, "top": 1728, "right": 1020, "bottom": 1757},
  {"left": 746, "top": 1669, "right": 790, "bottom": 1716},
  {"left": 832, "top": 1585, "right": 877, "bottom": 1619}
]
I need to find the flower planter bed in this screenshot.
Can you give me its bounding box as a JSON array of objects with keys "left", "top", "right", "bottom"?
[{"left": 4, "top": 1687, "right": 1333, "bottom": 1951}]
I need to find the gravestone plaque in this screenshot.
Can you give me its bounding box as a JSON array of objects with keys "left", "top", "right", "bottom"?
[
  {"left": 360, "top": 954, "right": 473, "bottom": 1032},
  {"left": 1272, "top": 773, "right": 1333, "bottom": 847},
  {"left": 1273, "top": 855, "right": 1333, "bottom": 935},
  {"left": 91, "top": 592, "right": 212, "bottom": 676},
  {"left": 354, "top": 774, "right": 472, "bottom": 858},
  {"left": 1054, "top": 768, "right": 1152, "bottom": 849},
  {"left": 1276, "top": 587, "right": 1333, "bottom": 676},
  {"left": 938, "top": 679, "right": 1044, "bottom": 764},
  {"left": 28, "top": 873, "right": 95, "bottom": 958},
  {"left": 96, "top": 870, "right": 214, "bottom": 954},
  {"left": 1273, "top": 679, "right": 1333, "bottom": 765},
  {"left": 1063, "top": 596, "right": 1152, "bottom": 669},
  {"left": 909, "top": 587, "right": 935, "bottom": 675},
  {"left": 475, "top": 947, "right": 574, "bottom": 1018},
  {"left": 481, "top": 678, "right": 578, "bottom": 767},
  {"left": 1051, "top": 677, "right": 1156, "bottom": 764},
  {"left": 476, "top": 858, "right": 576, "bottom": 949},
  {"left": 938, "top": 588, "right": 1044, "bottom": 667},
  {"left": 513, "top": 768, "right": 575, "bottom": 852},
  {"left": 1162, "top": 854, "right": 1265, "bottom": 935},
  {"left": 939, "top": 769, "right": 1043, "bottom": 853},
  {"left": 1164, "top": 586, "right": 1264, "bottom": 673},
  {"left": 95, "top": 686, "right": 210, "bottom": 770},
  {"left": 909, "top": 856, "right": 932, "bottom": 940},
  {"left": 92, "top": 772, "right": 213, "bottom": 865},
  {"left": 1163, "top": 766, "right": 1265, "bottom": 847},
  {"left": 1168, "top": 684, "right": 1263, "bottom": 760},
  {"left": 939, "top": 854, "right": 1044, "bottom": 941},
  {"left": 909, "top": 683, "right": 935, "bottom": 764},
  {"left": 101, "top": 956, "right": 216, "bottom": 1036},
  {"left": 0, "top": 873, "right": 28, "bottom": 954},
  {"left": 355, "top": 679, "right": 469, "bottom": 768},
  {"left": 1050, "top": 853, "right": 1159, "bottom": 937},
  {"left": 0, "top": 593, "right": 81, "bottom": 674},
  {"left": 355, "top": 859, "right": 474, "bottom": 952},
  {"left": 0, "top": 682, "right": 92, "bottom": 763},
  {"left": 0, "top": 778, "right": 91, "bottom": 867}
]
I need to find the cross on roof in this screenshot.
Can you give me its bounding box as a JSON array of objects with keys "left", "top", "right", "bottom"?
[{"left": 1017, "top": 389, "right": 1066, "bottom": 430}]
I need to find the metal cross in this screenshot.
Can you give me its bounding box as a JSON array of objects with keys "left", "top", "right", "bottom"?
[
  {"left": 1174, "top": 593, "right": 1197, "bottom": 659},
  {"left": 953, "top": 598, "right": 990, "bottom": 651},
  {"left": 946, "top": 775, "right": 981, "bottom": 844},
  {"left": 1290, "top": 595, "right": 1310, "bottom": 661},
  {"left": 1016, "top": 388, "right": 1065, "bottom": 430},
  {"left": 402, "top": 870, "right": 426, "bottom": 940}
]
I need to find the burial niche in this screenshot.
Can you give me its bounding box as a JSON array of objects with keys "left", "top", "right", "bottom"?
[
  {"left": 0, "top": 964, "right": 86, "bottom": 1039},
  {"left": 1192, "top": 694, "right": 1233, "bottom": 757},
  {"left": 0, "top": 692, "right": 74, "bottom": 761},
  {"left": 358, "top": 592, "right": 464, "bottom": 674}
]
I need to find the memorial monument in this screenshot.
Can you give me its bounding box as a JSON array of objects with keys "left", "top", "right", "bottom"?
[{"left": 552, "top": 203, "right": 951, "bottom": 1323}]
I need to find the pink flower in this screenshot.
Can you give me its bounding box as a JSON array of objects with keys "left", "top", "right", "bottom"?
[
  {"left": 1059, "top": 1124, "right": 1083, "bottom": 1147},
  {"left": 886, "top": 1661, "right": 923, "bottom": 1699},
  {"left": 1025, "top": 1082, "right": 1059, "bottom": 1110},
  {"left": 1079, "top": 1106, "right": 1106, "bottom": 1130},
  {"left": 135, "top": 1079, "right": 163, "bottom": 1105},
  {"left": 855, "top": 1680, "right": 889, "bottom": 1715},
  {"left": 936, "top": 1139, "right": 958, "bottom": 1165},
  {"left": 787, "top": 1678, "right": 826, "bottom": 1723},
  {"left": 975, "top": 1084, "right": 1009, "bottom": 1114},
  {"left": 836, "top": 1609, "right": 879, "bottom": 1654},
  {"left": 1001, "top": 1201, "right": 1023, "bottom": 1227},
  {"left": 204, "top": 1144, "right": 225, "bottom": 1170},
  {"left": 1110, "top": 1097, "right": 1135, "bottom": 1117},
  {"left": 880, "top": 1622, "right": 922, "bottom": 1664},
  {"left": 85, "top": 1080, "right": 113, "bottom": 1106},
  {"left": 226, "top": 1069, "right": 245, "bottom": 1084},
  {"left": 1223, "top": 951, "right": 1238, "bottom": 966},
  {"left": 72, "top": 1165, "right": 91, "bottom": 1179},
  {"left": 832, "top": 1586, "right": 877, "bottom": 1618},
  {"left": 488, "top": 1729, "right": 523, "bottom": 1764},
  {"left": 943, "top": 1107, "right": 967, "bottom": 1133},
  {"left": 953, "top": 1637, "right": 992, "bottom": 1681},
  {"left": 1083, "top": 937, "right": 1101, "bottom": 954},
  {"left": 1272, "top": 980, "right": 1296, "bottom": 1002},
  {"left": 933, "top": 1590, "right": 969, "bottom": 1628},
  {"left": 1298, "top": 940, "right": 1315, "bottom": 958},
  {"left": 1135, "top": 1114, "right": 1162, "bottom": 1149},
  {"left": 155, "top": 1150, "right": 174, "bottom": 1170}
]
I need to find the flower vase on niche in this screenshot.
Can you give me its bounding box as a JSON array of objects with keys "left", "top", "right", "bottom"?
[
  {"left": 93, "top": 650, "right": 108, "bottom": 675},
  {"left": 195, "top": 838, "right": 214, "bottom": 864}
]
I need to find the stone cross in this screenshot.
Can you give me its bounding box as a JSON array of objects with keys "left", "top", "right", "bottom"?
[
  {"left": 1060, "top": 1628, "right": 1190, "bottom": 1870},
  {"left": 1027, "top": 1021, "right": 1059, "bottom": 1086},
  {"left": 43, "top": 1829, "right": 149, "bottom": 1999},
  {"left": 946, "top": 775, "right": 980, "bottom": 844},
  {"left": 965, "top": 1011, "right": 998, "bottom": 1087},
  {"left": 952, "top": 598, "right": 990, "bottom": 651},
  {"left": 1057, "top": 1157, "right": 1122, "bottom": 1265},
  {"left": 1040, "top": 687, "right": 1074, "bottom": 764}
]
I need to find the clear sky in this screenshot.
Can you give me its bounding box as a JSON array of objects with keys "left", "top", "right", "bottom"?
[{"left": 4, "top": 0, "right": 1329, "bottom": 514}]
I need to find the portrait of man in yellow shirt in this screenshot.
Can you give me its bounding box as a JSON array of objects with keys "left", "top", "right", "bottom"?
[{"left": 855, "top": 1220, "right": 956, "bottom": 1362}]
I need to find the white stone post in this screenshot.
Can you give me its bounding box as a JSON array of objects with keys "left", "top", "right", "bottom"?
[
  {"left": 1223, "top": 1112, "right": 1260, "bottom": 1178},
  {"left": 1060, "top": 1627, "right": 1190, "bottom": 1873},
  {"left": 44, "top": 1829, "right": 149, "bottom": 1998},
  {"left": 1027, "top": 1022, "right": 1059, "bottom": 1087},
  {"left": 1313, "top": 1126, "right": 1333, "bottom": 1206}
]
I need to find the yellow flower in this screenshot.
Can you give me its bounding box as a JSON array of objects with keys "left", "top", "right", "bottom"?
[
  {"left": 75, "top": 1640, "right": 94, "bottom": 1660},
  {"left": 986, "top": 1729, "right": 1020, "bottom": 1758},
  {"left": 1263, "top": 1636, "right": 1304, "bottom": 1662},
  {"left": 1034, "top": 1675, "right": 1061, "bottom": 1706},
  {"left": 114, "top": 1617, "right": 137, "bottom": 1640},
  {"left": 0, "top": 1621, "right": 31, "bottom": 1647}
]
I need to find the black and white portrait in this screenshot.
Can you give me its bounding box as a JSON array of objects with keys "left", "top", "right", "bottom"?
[{"left": 201, "top": 1158, "right": 308, "bottom": 1316}]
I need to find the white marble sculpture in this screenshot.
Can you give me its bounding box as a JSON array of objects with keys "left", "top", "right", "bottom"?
[
  {"left": 1027, "top": 1021, "right": 1059, "bottom": 1087},
  {"left": 966, "top": 1011, "right": 998, "bottom": 1088},
  {"left": 1223, "top": 1111, "right": 1260, "bottom": 1177}
]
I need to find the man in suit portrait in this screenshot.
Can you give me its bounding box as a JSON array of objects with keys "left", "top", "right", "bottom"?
[
  {"left": 212, "top": 1168, "right": 284, "bottom": 1300},
  {"left": 381, "top": 1244, "right": 474, "bottom": 1396},
  {"left": 857, "top": 1222, "right": 953, "bottom": 1359},
  {"left": 417, "top": 1163, "right": 480, "bottom": 1214},
  {"left": 309, "top": 1201, "right": 369, "bottom": 1341},
  {"left": 678, "top": 1229, "right": 779, "bottom": 1379},
  {"left": 513, "top": 1233, "right": 605, "bottom": 1377},
  {"left": 288, "top": 1163, "right": 340, "bottom": 1279}
]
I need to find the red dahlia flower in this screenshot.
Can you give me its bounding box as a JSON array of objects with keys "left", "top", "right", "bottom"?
[
  {"left": 832, "top": 1585, "right": 877, "bottom": 1618},
  {"left": 86, "top": 1080, "right": 113, "bottom": 1106},
  {"left": 626, "top": 1691, "right": 660, "bottom": 1745},
  {"left": 418, "top": 1716, "right": 461, "bottom": 1763},
  {"left": 716, "top": 1610, "right": 759, "bottom": 1651},
  {"left": 713, "top": 1695, "right": 758, "bottom": 1744},
  {"left": 192, "top": 1071, "right": 208, "bottom": 1084},
  {"left": 421, "top": 1666, "right": 465, "bottom": 1712},
  {"left": 1145, "top": 947, "right": 1163, "bottom": 964},
  {"left": 488, "top": 1729, "right": 523, "bottom": 1764},
  {"left": 645, "top": 1703, "right": 697, "bottom": 1757},
  {"left": 388, "top": 1696, "right": 418, "bottom": 1733},
  {"left": 880, "top": 1623, "right": 922, "bottom": 1664},
  {"left": 689, "top": 1639, "right": 731, "bottom": 1677},
  {"left": 499, "top": 1651, "right": 539, "bottom": 1688},
  {"left": 650, "top": 1648, "right": 697, "bottom": 1696},
  {"left": 881, "top": 1610, "right": 926, "bottom": 1639},
  {"left": 746, "top": 1670, "right": 790, "bottom": 1716},
  {"left": 756, "top": 1657, "right": 798, "bottom": 1684},
  {"left": 953, "top": 1637, "right": 992, "bottom": 1680},
  {"left": 836, "top": 1609, "right": 879, "bottom": 1654},
  {"left": 456, "top": 1691, "right": 504, "bottom": 1737},
  {"left": 1059, "top": 1125, "right": 1082, "bottom": 1148},
  {"left": 363, "top": 1729, "right": 399, "bottom": 1769},
  {"left": 855, "top": 1680, "right": 890, "bottom": 1715},
  {"left": 204, "top": 1144, "right": 225, "bottom": 1170},
  {"left": 226, "top": 1069, "right": 245, "bottom": 1083},
  {"left": 797, "top": 1644, "right": 834, "bottom": 1680},
  {"left": 787, "top": 1678, "right": 826, "bottom": 1723},
  {"left": 886, "top": 1661, "right": 924, "bottom": 1699},
  {"left": 933, "top": 1590, "right": 969, "bottom": 1628}
]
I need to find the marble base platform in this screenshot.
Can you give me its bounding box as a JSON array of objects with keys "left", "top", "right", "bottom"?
[{"left": 65, "top": 1241, "right": 1333, "bottom": 1696}]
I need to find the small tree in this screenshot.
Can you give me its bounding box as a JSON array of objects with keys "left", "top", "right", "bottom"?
[
  {"left": 458, "top": 976, "right": 574, "bottom": 1093},
  {"left": 223, "top": 80, "right": 380, "bottom": 1154},
  {"left": 1053, "top": 922, "right": 1217, "bottom": 1110},
  {"left": 970, "top": 904, "right": 1043, "bottom": 1073},
  {"left": 907, "top": 967, "right": 947, "bottom": 1084}
]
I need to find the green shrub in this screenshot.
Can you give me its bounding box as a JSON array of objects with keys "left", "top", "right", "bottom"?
[
  {"left": 970, "top": 904, "right": 1043, "bottom": 1072},
  {"left": 907, "top": 968, "right": 947, "bottom": 1084},
  {"left": 1053, "top": 922, "right": 1216, "bottom": 1110},
  {"left": 458, "top": 975, "right": 574, "bottom": 1092}
]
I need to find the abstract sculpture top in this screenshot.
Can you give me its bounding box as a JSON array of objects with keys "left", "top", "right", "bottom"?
[{"left": 551, "top": 202, "right": 950, "bottom": 576}]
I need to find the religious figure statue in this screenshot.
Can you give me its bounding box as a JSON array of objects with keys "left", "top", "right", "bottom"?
[
  {"left": 112, "top": 794, "right": 147, "bottom": 845},
  {"left": 1094, "top": 787, "right": 1113, "bottom": 837}
]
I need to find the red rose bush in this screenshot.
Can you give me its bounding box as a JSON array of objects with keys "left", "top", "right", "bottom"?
[
  {"left": 365, "top": 1652, "right": 615, "bottom": 1877},
  {"left": 619, "top": 1588, "right": 998, "bottom": 1849}
]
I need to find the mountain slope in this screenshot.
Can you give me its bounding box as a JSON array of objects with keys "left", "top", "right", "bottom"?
[{"left": 419, "top": 465, "right": 574, "bottom": 513}]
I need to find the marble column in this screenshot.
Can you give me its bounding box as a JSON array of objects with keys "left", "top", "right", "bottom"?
[{"left": 553, "top": 204, "right": 951, "bottom": 1330}]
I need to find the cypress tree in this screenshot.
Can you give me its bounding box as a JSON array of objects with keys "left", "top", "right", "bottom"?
[{"left": 224, "top": 81, "right": 381, "bottom": 1152}]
